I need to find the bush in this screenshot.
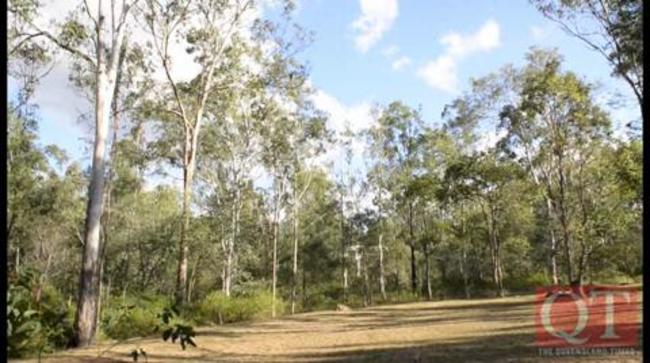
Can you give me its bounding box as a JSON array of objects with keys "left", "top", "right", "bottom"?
[
  {"left": 195, "top": 290, "right": 283, "bottom": 324},
  {"left": 302, "top": 283, "right": 343, "bottom": 311},
  {"left": 504, "top": 271, "right": 552, "bottom": 292},
  {"left": 7, "top": 283, "right": 45, "bottom": 358},
  {"left": 7, "top": 269, "right": 74, "bottom": 358},
  {"left": 101, "top": 294, "right": 170, "bottom": 340},
  {"left": 38, "top": 285, "right": 75, "bottom": 348}
]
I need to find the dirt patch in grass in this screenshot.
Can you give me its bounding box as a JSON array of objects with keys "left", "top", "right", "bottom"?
[{"left": 11, "top": 293, "right": 642, "bottom": 363}]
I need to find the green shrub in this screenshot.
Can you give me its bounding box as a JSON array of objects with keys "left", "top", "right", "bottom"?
[
  {"left": 101, "top": 294, "right": 170, "bottom": 340},
  {"left": 195, "top": 290, "right": 283, "bottom": 324},
  {"left": 38, "top": 285, "right": 75, "bottom": 348},
  {"left": 7, "top": 283, "right": 45, "bottom": 358},
  {"left": 504, "top": 271, "right": 552, "bottom": 291},
  {"left": 7, "top": 269, "right": 75, "bottom": 358}
]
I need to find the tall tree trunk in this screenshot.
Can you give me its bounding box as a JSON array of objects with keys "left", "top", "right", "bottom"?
[
  {"left": 522, "top": 138, "right": 560, "bottom": 285},
  {"left": 549, "top": 225, "right": 559, "bottom": 285},
  {"left": 362, "top": 250, "right": 370, "bottom": 307},
  {"left": 96, "top": 42, "right": 125, "bottom": 332},
  {"left": 495, "top": 246, "right": 504, "bottom": 297},
  {"left": 493, "top": 232, "right": 504, "bottom": 297},
  {"left": 460, "top": 248, "right": 470, "bottom": 299},
  {"left": 73, "top": 6, "right": 121, "bottom": 344},
  {"left": 339, "top": 191, "right": 348, "bottom": 302},
  {"left": 378, "top": 233, "right": 386, "bottom": 301},
  {"left": 271, "top": 175, "right": 283, "bottom": 318},
  {"left": 291, "top": 188, "right": 299, "bottom": 314},
  {"left": 423, "top": 243, "right": 432, "bottom": 301},
  {"left": 355, "top": 246, "right": 362, "bottom": 278},
  {"left": 176, "top": 149, "right": 193, "bottom": 305},
  {"left": 408, "top": 201, "right": 417, "bottom": 294},
  {"left": 224, "top": 186, "right": 240, "bottom": 298},
  {"left": 73, "top": 70, "right": 109, "bottom": 347},
  {"left": 556, "top": 151, "right": 575, "bottom": 285},
  {"left": 272, "top": 205, "right": 278, "bottom": 318}
]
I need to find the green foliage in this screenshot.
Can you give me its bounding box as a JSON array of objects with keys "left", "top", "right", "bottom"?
[
  {"left": 158, "top": 306, "right": 196, "bottom": 351},
  {"left": 7, "top": 283, "right": 43, "bottom": 357},
  {"left": 196, "top": 290, "right": 284, "bottom": 324},
  {"left": 101, "top": 295, "right": 171, "bottom": 341},
  {"left": 7, "top": 268, "right": 75, "bottom": 358}
]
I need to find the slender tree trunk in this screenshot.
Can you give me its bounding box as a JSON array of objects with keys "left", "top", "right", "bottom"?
[
  {"left": 495, "top": 246, "right": 504, "bottom": 297},
  {"left": 302, "top": 248, "right": 307, "bottom": 309},
  {"left": 522, "top": 139, "right": 560, "bottom": 285},
  {"left": 492, "top": 233, "right": 504, "bottom": 297},
  {"left": 272, "top": 209, "right": 278, "bottom": 318},
  {"left": 556, "top": 153, "right": 575, "bottom": 285},
  {"left": 362, "top": 250, "right": 370, "bottom": 307},
  {"left": 271, "top": 175, "right": 284, "bottom": 318},
  {"left": 176, "top": 152, "right": 193, "bottom": 305},
  {"left": 460, "top": 248, "right": 470, "bottom": 299},
  {"left": 224, "top": 186, "right": 240, "bottom": 297},
  {"left": 549, "top": 225, "right": 559, "bottom": 285},
  {"left": 339, "top": 191, "right": 348, "bottom": 302},
  {"left": 187, "top": 255, "right": 201, "bottom": 303},
  {"left": 291, "top": 188, "right": 299, "bottom": 314},
  {"left": 423, "top": 243, "right": 432, "bottom": 301},
  {"left": 408, "top": 201, "right": 417, "bottom": 294},
  {"left": 355, "top": 246, "right": 362, "bottom": 278},
  {"left": 378, "top": 233, "right": 386, "bottom": 301}
]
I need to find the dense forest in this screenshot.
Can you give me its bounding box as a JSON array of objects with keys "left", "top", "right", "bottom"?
[{"left": 6, "top": 0, "right": 642, "bottom": 358}]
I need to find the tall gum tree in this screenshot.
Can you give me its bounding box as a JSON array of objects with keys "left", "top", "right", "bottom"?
[{"left": 11, "top": 0, "right": 138, "bottom": 346}]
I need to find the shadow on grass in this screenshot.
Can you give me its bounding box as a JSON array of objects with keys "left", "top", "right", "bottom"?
[{"left": 27, "top": 294, "right": 642, "bottom": 363}]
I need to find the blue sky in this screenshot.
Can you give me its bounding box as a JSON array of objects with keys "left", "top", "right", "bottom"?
[
  {"left": 10, "top": 0, "right": 639, "bottom": 185},
  {"left": 298, "top": 0, "right": 637, "bottom": 126}
]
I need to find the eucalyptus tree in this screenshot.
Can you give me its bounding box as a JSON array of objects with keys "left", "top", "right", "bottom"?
[
  {"left": 11, "top": 0, "right": 141, "bottom": 345},
  {"left": 335, "top": 125, "right": 362, "bottom": 301},
  {"left": 405, "top": 174, "right": 441, "bottom": 300},
  {"left": 365, "top": 107, "right": 392, "bottom": 301},
  {"left": 530, "top": 0, "right": 643, "bottom": 119},
  {"left": 287, "top": 111, "right": 329, "bottom": 314},
  {"left": 196, "top": 73, "right": 266, "bottom": 297},
  {"left": 139, "top": 0, "right": 306, "bottom": 304},
  {"left": 374, "top": 101, "right": 425, "bottom": 294},
  {"left": 139, "top": 0, "right": 260, "bottom": 304},
  {"left": 443, "top": 50, "right": 564, "bottom": 284},
  {"left": 499, "top": 50, "right": 612, "bottom": 285}
]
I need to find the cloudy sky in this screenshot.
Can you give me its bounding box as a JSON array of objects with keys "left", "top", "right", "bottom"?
[{"left": 10, "top": 0, "right": 640, "bottom": 189}]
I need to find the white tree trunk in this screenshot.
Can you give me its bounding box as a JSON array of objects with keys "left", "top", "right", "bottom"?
[{"left": 378, "top": 233, "right": 386, "bottom": 300}]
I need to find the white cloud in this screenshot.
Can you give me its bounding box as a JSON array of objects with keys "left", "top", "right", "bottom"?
[
  {"left": 308, "top": 90, "right": 374, "bottom": 172},
  {"left": 351, "top": 0, "right": 399, "bottom": 53},
  {"left": 382, "top": 45, "right": 400, "bottom": 57},
  {"left": 391, "top": 56, "right": 412, "bottom": 71},
  {"left": 440, "top": 20, "right": 500, "bottom": 57},
  {"left": 417, "top": 55, "right": 458, "bottom": 93},
  {"left": 530, "top": 25, "right": 548, "bottom": 41},
  {"left": 417, "top": 19, "right": 501, "bottom": 93},
  {"left": 310, "top": 90, "right": 373, "bottom": 134}
]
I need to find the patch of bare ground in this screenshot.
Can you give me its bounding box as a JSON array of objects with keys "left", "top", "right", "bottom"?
[{"left": 12, "top": 293, "right": 642, "bottom": 363}]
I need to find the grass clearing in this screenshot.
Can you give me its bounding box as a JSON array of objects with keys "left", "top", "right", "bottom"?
[{"left": 12, "top": 292, "right": 642, "bottom": 363}]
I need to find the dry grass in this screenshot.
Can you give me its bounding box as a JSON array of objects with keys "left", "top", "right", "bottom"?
[{"left": 12, "top": 292, "right": 642, "bottom": 363}]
